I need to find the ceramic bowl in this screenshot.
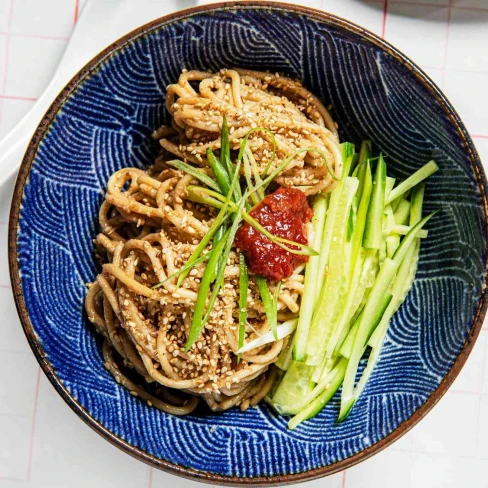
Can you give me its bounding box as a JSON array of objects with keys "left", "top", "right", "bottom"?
[{"left": 9, "top": 1, "right": 488, "bottom": 484}]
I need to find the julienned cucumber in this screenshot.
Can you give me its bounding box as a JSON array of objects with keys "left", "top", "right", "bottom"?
[
  {"left": 305, "top": 176, "right": 358, "bottom": 364},
  {"left": 386, "top": 160, "right": 438, "bottom": 204},
  {"left": 267, "top": 143, "right": 438, "bottom": 429},
  {"left": 288, "top": 358, "right": 348, "bottom": 430},
  {"left": 293, "top": 196, "right": 328, "bottom": 361},
  {"left": 363, "top": 154, "right": 386, "bottom": 250},
  {"left": 355, "top": 187, "right": 425, "bottom": 404},
  {"left": 294, "top": 144, "right": 356, "bottom": 362},
  {"left": 339, "top": 214, "right": 434, "bottom": 421}
]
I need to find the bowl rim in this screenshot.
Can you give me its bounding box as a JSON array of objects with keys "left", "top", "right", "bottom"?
[{"left": 8, "top": 1, "right": 488, "bottom": 485}]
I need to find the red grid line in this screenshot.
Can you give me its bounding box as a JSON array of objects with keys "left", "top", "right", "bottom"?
[
  {"left": 381, "top": 0, "right": 389, "bottom": 39},
  {"left": 1, "top": 0, "right": 15, "bottom": 95},
  {"left": 441, "top": 0, "right": 453, "bottom": 88},
  {"left": 148, "top": 466, "right": 153, "bottom": 488},
  {"left": 472, "top": 134, "right": 488, "bottom": 140},
  {"left": 74, "top": 0, "right": 80, "bottom": 24},
  {"left": 449, "top": 389, "right": 483, "bottom": 396},
  {"left": 26, "top": 368, "right": 41, "bottom": 481},
  {"left": 342, "top": 470, "right": 347, "bottom": 488},
  {"left": 0, "top": 94, "right": 38, "bottom": 102},
  {"left": 0, "top": 32, "right": 70, "bottom": 42},
  {"left": 0, "top": 284, "right": 11, "bottom": 289}
]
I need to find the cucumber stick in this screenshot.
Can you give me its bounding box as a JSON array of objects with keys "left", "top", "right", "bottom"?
[
  {"left": 338, "top": 257, "right": 398, "bottom": 420},
  {"left": 269, "top": 361, "right": 314, "bottom": 415},
  {"left": 341, "top": 142, "right": 356, "bottom": 177},
  {"left": 339, "top": 213, "right": 434, "bottom": 421},
  {"left": 288, "top": 358, "right": 348, "bottom": 429},
  {"left": 363, "top": 155, "right": 387, "bottom": 249},
  {"left": 325, "top": 248, "right": 366, "bottom": 358},
  {"left": 386, "top": 160, "right": 438, "bottom": 204},
  {"left": 384, "top": 204, "right": 396, "bottom": 235},
  {"left": 393, "top": 199, "right": 411, "bottom": 225},
  {"left": 305, "top": 177, "right": 359, "bottom": 364},
  {"left": 315, "top": 185, "right": 340, "bottom": 303},
  {"left": 314, "top": 145, "right": 355, "bottom": 305},
  {"left": 384, "top": 204, "right": 400, "bottom": 257},
  {"left": 410, "top": 183, "right": 425, "bottom": 224},
  {"left": 353, "top": 226, "right": 422, "bottom": 402},
  {"left": 350, "top": 162, "right": 373, "bottom": 278},
  {"left": 354, "top": 140, "right": 372, "bottom": 200},
  {"left": 293, "top": 196, "right": 328, "bottom": 361},
  {"left": 385, "top": 176, "right": 396, "bottom": 201},
  {"left": 276, "top": 332, "right": 295, "bottom": 371}
]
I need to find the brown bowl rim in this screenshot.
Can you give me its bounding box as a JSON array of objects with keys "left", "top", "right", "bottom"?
[{"left": 8, "top": 1, "right": 488, "bottom": 485}]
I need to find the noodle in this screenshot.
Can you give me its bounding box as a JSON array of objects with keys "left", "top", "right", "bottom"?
[
  {"left": 85, "top": 69, "right": 341, "bottom": 414},
  {"left": 161, "top": 68, "right": 342, "bottom": 194}
]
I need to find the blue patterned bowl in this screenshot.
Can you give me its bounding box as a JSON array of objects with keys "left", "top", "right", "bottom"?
[{"left": 9, "top": 1, "right": 488, "bottom": 484}]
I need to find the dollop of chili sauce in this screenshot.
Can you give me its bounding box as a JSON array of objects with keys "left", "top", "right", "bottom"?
[{"left": 235, "top": 187, "right": 313, "bottom": 281}]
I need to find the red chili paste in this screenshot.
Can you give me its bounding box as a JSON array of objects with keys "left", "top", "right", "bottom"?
[{"left": 235, "top": 187, "right": 313, "bottom": 281}]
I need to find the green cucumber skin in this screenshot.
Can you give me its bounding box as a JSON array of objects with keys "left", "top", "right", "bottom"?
[
  {"left": 338, "top": 214, "right": 434, "bottom": 420},
  {"left": 363, "top": 155, "right": 387, "bottom": 250},
  {"left": 393, "top": 199, "right": 411, "bottom": 225},
  {"left": 350, "top": 162, "right": 373, "bottom": 277},
  {"left": 293, "top": 196, "right": 328, "bottom": 361},
  {"left": 288, "top": 359, "right": 348, "bottom": 429},
  {"left": 339, "top": 292, "right": 391, "bottom": 359},
  {"left": 339, "top": 258, "right": 398, "bottom": 418},
  {"left": 271, "top": 142, "right": 436, "bottom": 428},
  {"left": 270, "top": 361, "right": 315, "bottom": 414},
  {"left": 386, "top": 160, "right": 438, "bottom": 205},
  {"left": 305, "top": 177, "right": 359, "bottom": 363}
]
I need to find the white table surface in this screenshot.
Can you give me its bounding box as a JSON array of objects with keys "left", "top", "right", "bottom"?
[{"left": 1, "top": 0, "right": 488, "bottom": 487}]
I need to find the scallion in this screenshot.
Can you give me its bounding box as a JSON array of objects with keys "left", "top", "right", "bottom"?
[
  {"left": 238, "top": 253, "right": 249, "bottom": 361},
  {"left": 165, "top": 159, "right": 221, "bottom": 192},
  {"left": 185, "top": 229, "right": 231, "bottom": 352},
  {"left": 207, "top": 148, "right": 231, "bottom": 196},
  {"left": 257, "top": 276, "right": 278, "bottom": 340},
  {"left": 152, "top": 252, "right": 210, "bottom": 289}
]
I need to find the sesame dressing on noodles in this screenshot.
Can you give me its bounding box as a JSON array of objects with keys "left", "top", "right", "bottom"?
[
  {"left": 161, "top": 69, "right": 342, "bottom": 194},
  {"left": 85, "top": 69, "right": 342, "bottom": 415}
]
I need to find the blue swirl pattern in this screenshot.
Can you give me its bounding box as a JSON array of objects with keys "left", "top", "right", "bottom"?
[{"left": 16, "top": 5, "right": 486, "bottom": 479}]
